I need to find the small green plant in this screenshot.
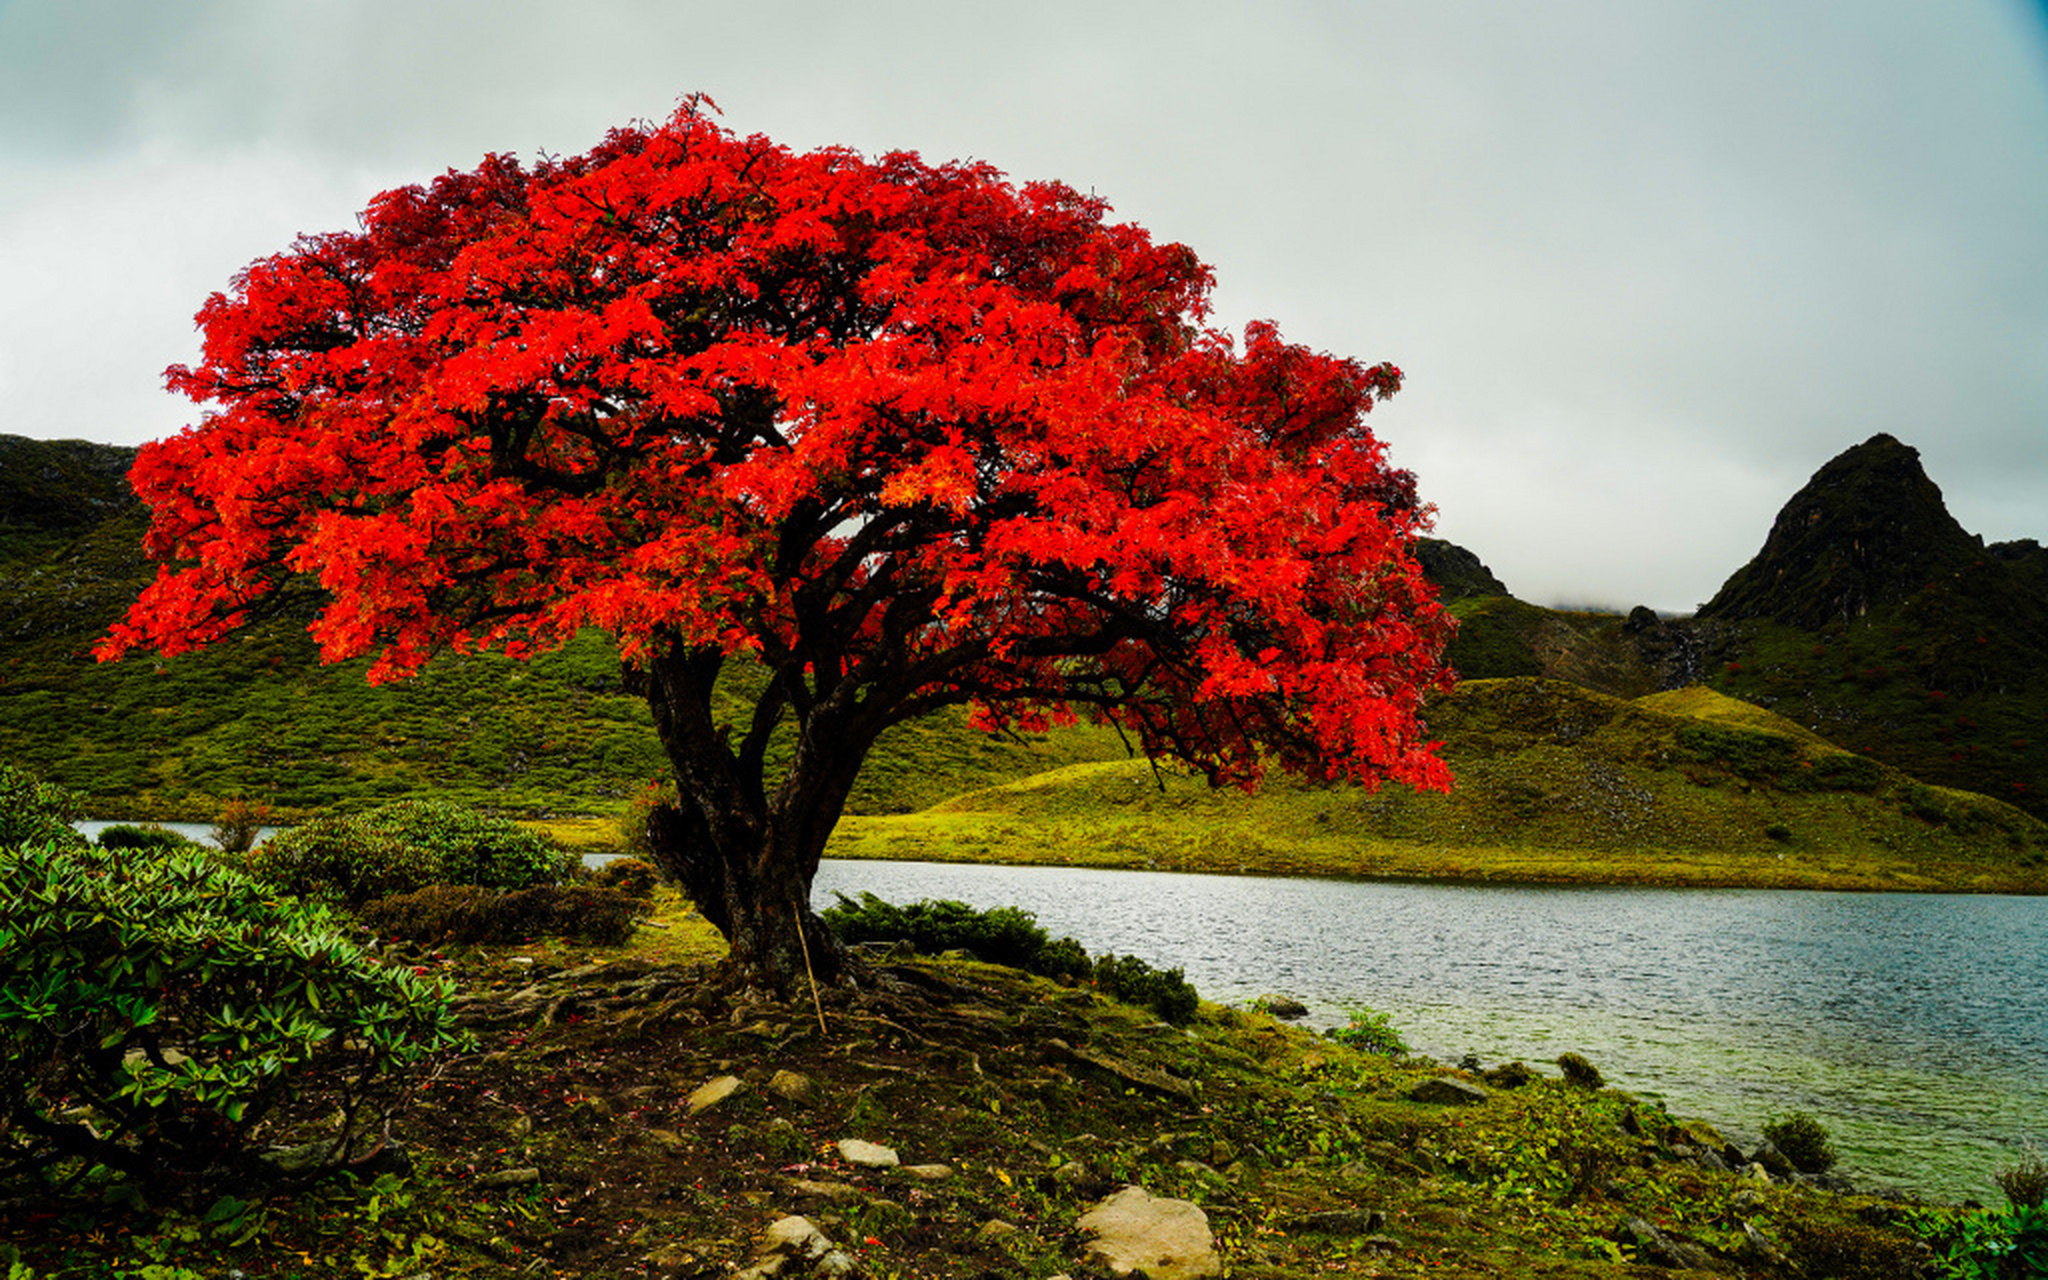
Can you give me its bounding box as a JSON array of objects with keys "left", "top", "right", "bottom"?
[
  {"left": 1906, "top": 1203, "right": 2048, "bottom": 1280},
  {"left": 614, "top": 779, "right": 675, "bottom": 864},
  {"left": 1996, "top": 1143, "right": 2048, "bottom": 1211},
  {"left": 1556, "top": 1052, "right": 1604, "bottom": 1090},
  {"left": 823, "top": 892, "right": 1052, "bottom": 970},
  {"left": 1325, "top": 1006, "right": 1409, "bottom": 1055},
  {"left": 587, "top": 855, "right": 660, "bottom": 900},
  {"left": 0, "top": 841, "right": 465, "bottom": 1187},
  {"left": 1762, "top": 1110, "right": 1838, "bottom": 1174},
  {"left": 1091, "top": 952, "right": 1200, "bottom": 1025},
  {"left": 95, "top": 823, "right": 198, "bottom": 852},
  {"left": 1482, "top": 1060, "right": 1534, "bottom": 1089},
  {"left": 208, "top": 795, "right": 271, "bottom": 854}
]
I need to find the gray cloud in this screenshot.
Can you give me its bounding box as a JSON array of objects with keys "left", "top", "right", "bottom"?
[{"left": 2, "top": 0, "right": 2043, "bottom": 613}]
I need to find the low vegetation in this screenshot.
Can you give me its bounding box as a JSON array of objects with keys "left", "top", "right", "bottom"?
[
  {"left": 0, "top": 842, "right": 464, "bottom": 1188},
  {"left": 2, "top": 764, "right": 2033, "bottom": 1278},
  {"left": 826, "top": 678, "right": 2048, "bottom": 893}
]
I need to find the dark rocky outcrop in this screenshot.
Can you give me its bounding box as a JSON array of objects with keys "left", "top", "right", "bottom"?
[
  {"left": 1414, "top": 538, "right": 1509, "bottom": 602},
  {"left": 1699, "top": 434, "right": 1981, "bottom": 629},
  {"left": 0, "top": 435, "right": 140, "bottom": 536}
]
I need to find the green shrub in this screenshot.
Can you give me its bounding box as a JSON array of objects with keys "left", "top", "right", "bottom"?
[
  {"left": 1034, "top": 934, "right": 1094, "bottom": 983},
  {"left": 209, "top": 796, "right": 271, "bottom": 854},
  {"left": 1763, "top": 1110, "right": 1838, "bottom": 1174},
  {"left": 0, "top": 762, "right": 83, "bottom": 850},
  {"left": 251, "top": 814, "right": 433, "bottom": 906},
  {"left": 1813, "top": 752, "right": 1884, "bottom": 792},
  {"left": 820, "top": 893, "right": 1195, "bottom": 1020},
  {"left": 1904, "top": 1204, "right": 2048, "bottom": 1280},
  {"left": 1996, "top": 1145, "right": 2048, "bottom": 1211},
  {"left": 1556, "top": 1052, "right": 1604, "bottom": 1090},
  {"left": 360, "top": 800, "right": 569, "bottom": 888},
  {"left": 251, "top": 800, "right": 568, "bottom": 906},
  {"left": 587, "top": 856, "right": 659, "bottom": 901},
  {"left": 0, "top": 841, "right": 464, "bottom": 1187},
  {"left": 1325, "top": 1006, "right": 1409, "bottom": 1055},
  {"left": 1483, "top": 1061, "right": 1534, "bottom": 1089},
  {"left": 357, "top": 883, "right": 642, "bottom": 946},
  {"left": 95, "top": 823, "right": 198, "bottom": 852},
  {"left": 823, "top": 892, "right": 1052, "bottom": 970},
  {"left": 615, "top": 780, "right": 675, "bottom": 865},
  {"left": 1091, "top": 953, "right": 1199, "bottom": 1025}
]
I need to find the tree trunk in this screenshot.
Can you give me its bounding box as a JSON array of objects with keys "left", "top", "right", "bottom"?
[{"left": 645, "top": 801, "right": 848, "bottom": 994}]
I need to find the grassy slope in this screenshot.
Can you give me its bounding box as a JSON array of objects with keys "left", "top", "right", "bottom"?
[
  {"left": 0, "top": 502, "right": 1122, "bottom": 821},
  {"left": 827, "top": 677, "right": 2048, "bottom": 893}
]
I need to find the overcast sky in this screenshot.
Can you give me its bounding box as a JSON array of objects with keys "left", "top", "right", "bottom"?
[{"left": 2, "top": 1, "right": 2043, "bottom": 613}]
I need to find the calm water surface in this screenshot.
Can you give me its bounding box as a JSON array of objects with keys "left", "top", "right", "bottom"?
[{"left": 813, "top": 859, "right": 2047, "bottom": 1201}]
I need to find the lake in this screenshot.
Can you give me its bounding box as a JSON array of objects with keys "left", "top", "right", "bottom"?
[{"left": 812, "top": 858, "right": 2047, "bottom": 1202}]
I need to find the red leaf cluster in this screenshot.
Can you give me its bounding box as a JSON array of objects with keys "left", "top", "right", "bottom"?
[{"left": 103, "top": 97, "right": 1453, "bottom": 794}]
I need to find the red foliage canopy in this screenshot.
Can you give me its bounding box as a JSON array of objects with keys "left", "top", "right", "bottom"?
[{"left": 103, "top": 99, "right": 1452, "bottom": 799}]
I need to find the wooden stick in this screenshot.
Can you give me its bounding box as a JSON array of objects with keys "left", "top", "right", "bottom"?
[{"left": 794, "top": 902, "right": 828, "bottom": 1037}]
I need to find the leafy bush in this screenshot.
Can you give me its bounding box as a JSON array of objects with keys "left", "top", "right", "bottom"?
[
  {"left": 251, "top": 800, "right": 568, "bottom": 906},
  {"left": 1091, "top": 953, "right": 1200, "bottom": 1025},
  {"left": 357, "top": 883, "right": 642, "bottom": 946},
  {"left": 821, "top": 892, "right": 1195, "bottom": 1021},
  {"left": 1763, "top": 1110, "right": 1839, "bottom": 1175},
  {"left": 1813, "top": 752, "right": 1884, "bottom": 792},
  {"left": 587, "top": 856, "right": 659, "bottom": 901},
  {"left": 615, "top": 780, "right": 675, "bottom": 865},
  {"left": 250, "top": 814, "right": 433, "bottom": 906},
  {"left": 1905, "top": 1204, "right": 2048, "bottom": 1280},
  {"left": 1325, "top": 1007, "right": 1409, "bottom": 1055},
  {"left": 209, "top": 796, "right": 271, "bottom": 854},
  {"left": 1996, "top": 1144, "right": 2048, "bottom": 1211},
  {"left": 361, "top": 800, "right": 569, "bottom": 888},
  {"left": 95, "top": 823, "right": 198, "bottom": 852},
  {"left": 1482, "top": 1061, "right": 1535, "bottom": 1089},
  {"left": 823, "top": 892, "right": 1050, "bottom": 970},
  {"left": 1035, "top": 934, "right": 1094, "bottom": 983},
  {"left": 1556, "top": 1052, "right": 1604, "bottom": 1090},
  {"left": 1787, "top": 1215, "right": 1932, "bottom": 1280},
  {"left": 0, "top": 841, "right": 464, "bottom": 1186},
  {"left": 0, "top": 762, "right": 82, "bottom": 850}
]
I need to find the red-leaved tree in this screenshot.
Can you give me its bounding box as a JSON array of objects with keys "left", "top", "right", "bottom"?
[{"left": 102, "top": 100, "right": 1454, "bottom": 990}]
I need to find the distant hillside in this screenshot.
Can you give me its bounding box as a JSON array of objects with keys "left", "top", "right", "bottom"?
[
  {"left": 1436, "top": 436, "right": 2046, "bottom": 819},
  {"left": 0, "top": 436, "right": 1120, "bottom": 820},
  {"left": 831, "top": 676, "right": 2048, "bottom": 892}
]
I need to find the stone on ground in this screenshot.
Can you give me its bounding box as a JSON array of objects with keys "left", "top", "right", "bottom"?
[
  {"left": 837, "top": 1137, "right": 899, "bottom": 1167},
  {"left": 687, "top": 1074, "right": 744, "bottom": 1115},
  {"left": 1076, "top": 1185, "right": 1222, "bottom": 1280}
]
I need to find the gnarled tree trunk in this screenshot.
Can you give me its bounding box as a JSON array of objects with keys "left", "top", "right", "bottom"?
[
  {"left": 644, "top": 800, "right": 849, "bottom": 993},
  {"left": 632, "top": 636, "right": 875, "bottom": 994}
]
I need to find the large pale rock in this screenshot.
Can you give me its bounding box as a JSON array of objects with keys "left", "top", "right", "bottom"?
[
  {"left": 687, "top": 1074, "right": 744, "bottom": 1115},
  {"left": 733, "top": 1214, "right": 856, "bottom": 1280},
  {"left": 837, "top": 1137, "right": 899, "bottom": 1167},
  {"left": 1077, "top": 1185, "right": 1221, "bottom": 1280}
]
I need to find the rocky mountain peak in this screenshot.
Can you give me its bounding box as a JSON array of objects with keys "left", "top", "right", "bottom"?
[{"left": 1698, "top": 434, "right": 1980, "bottom": 629}]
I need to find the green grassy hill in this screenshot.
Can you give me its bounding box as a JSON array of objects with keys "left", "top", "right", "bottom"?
[
  {"left": 0, "top": 437, "right": 1122, "bottom": 820},
  {"left": 828, "top": 677, "right": 2048, "bottom": 892}
]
